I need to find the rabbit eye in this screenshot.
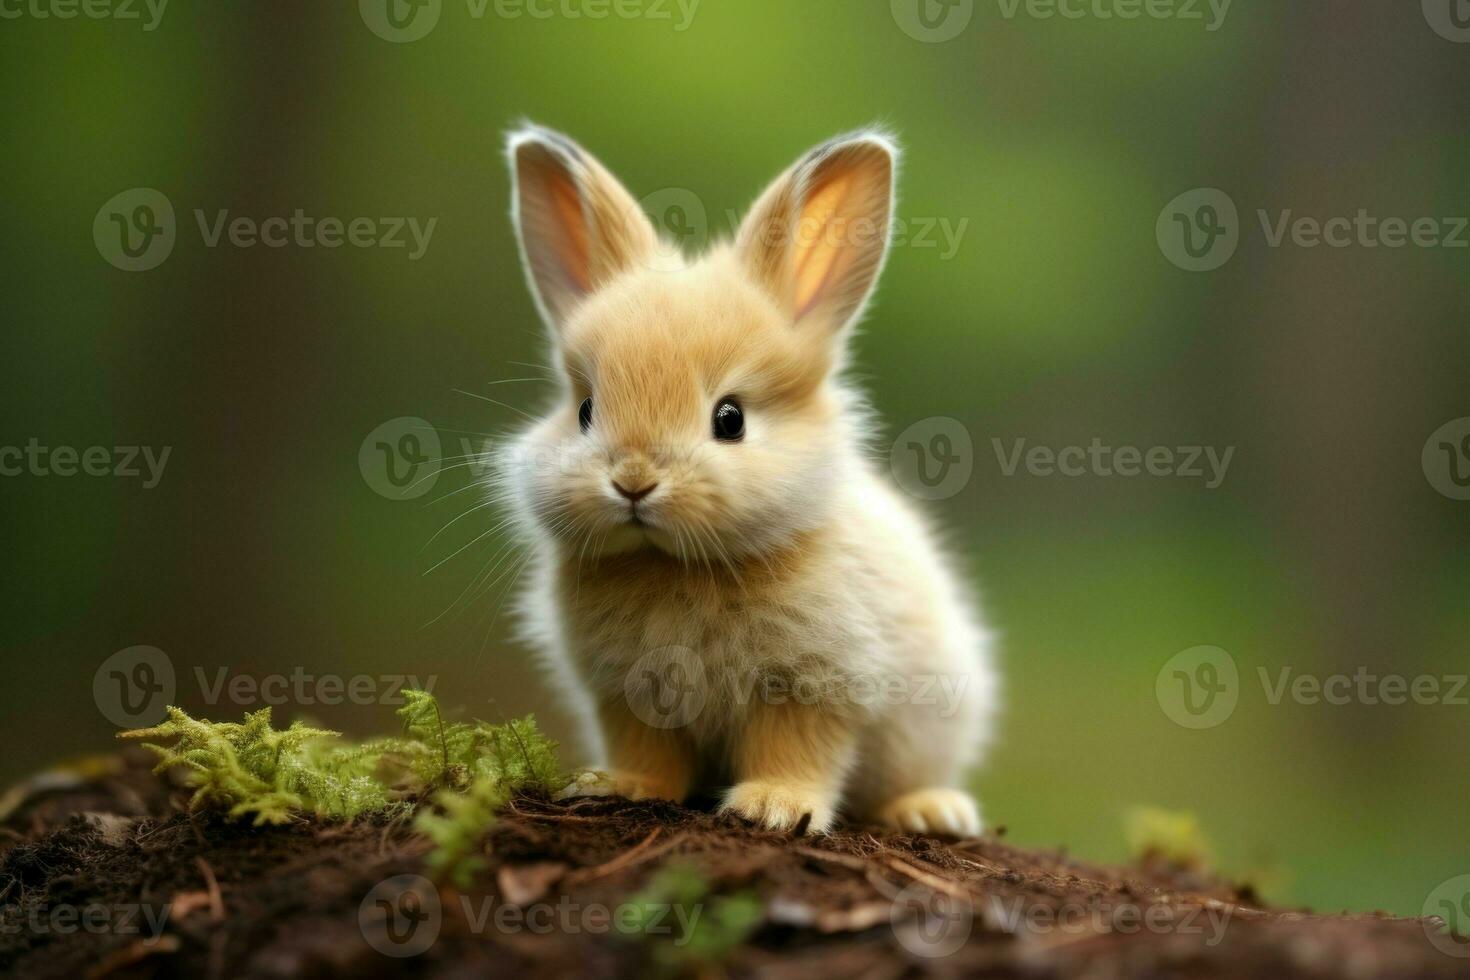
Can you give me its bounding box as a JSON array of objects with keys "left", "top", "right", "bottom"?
[
  {"left": 578, "top": 397, "right": 593, "bottom": 433},
  {"left": 712, "top": 398, "right": 744, "bottom": 441}
]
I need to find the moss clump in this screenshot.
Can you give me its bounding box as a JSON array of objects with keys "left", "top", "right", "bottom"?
[
  {"left": 625, "top": 863, "right": 763, "bottom": 974},
  {"left": 119, "top": 706, "right": 381, "bottom": 825},
  {"left": 390, "top": 690, "right": 562, "bottom": 793},
  {"left": 414, "top": 778, "right": 505, "bottom": 888},
  {"left": 1124, "top": 805, "right": 1214, "bottom": 871},
  {"left": 121, "top": 691, "right": 564, "bottom": 883},
  {"left": 404, "top": 700, "right": 563, "bottom": 888}
]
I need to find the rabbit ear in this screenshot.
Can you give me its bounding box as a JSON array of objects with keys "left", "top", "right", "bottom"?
[
  {"left": 736, "top": 130, "right": 898, "bottom": 338},
  {"left": 507, "top": 124, "right": 659, "bottom": 332}
]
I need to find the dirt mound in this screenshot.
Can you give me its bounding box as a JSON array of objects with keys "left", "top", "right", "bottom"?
[{"left": 0, "top": 753, "right": 1464, "bottom": 979}]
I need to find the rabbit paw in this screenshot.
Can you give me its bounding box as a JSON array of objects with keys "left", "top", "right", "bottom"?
[
  {"left": 877, "top": 789, "right": 982, "bottom": 837},
  {"left": 720, "top": 781, "right": 834, "bottom": 834}
]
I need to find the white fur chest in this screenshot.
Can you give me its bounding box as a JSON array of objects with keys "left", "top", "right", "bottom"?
[{"left": 545, "top": 546, "right": 889, "bottom": 741}]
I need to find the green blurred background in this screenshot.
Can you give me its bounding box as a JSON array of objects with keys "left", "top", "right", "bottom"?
[{"left": 2, "top": 0, "right": 1467, "bottom": 917}]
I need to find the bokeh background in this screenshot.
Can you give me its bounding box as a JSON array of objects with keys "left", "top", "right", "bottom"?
[{"left": 3, "top": 0, "right": 1467, "bottom": 917}]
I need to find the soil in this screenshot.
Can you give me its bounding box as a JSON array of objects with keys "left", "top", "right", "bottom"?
[{"left": 1, "top": 750, "right": 1466, "bottom": 979}]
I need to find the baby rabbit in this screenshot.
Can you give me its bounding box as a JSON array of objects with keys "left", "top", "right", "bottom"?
[{"left": 499, "top": 124, "right": 997, "bottom": 836}]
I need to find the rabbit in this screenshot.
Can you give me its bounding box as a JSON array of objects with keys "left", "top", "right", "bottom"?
[{"left": 495, "top": 122, "right": 998, "bottom": 836}]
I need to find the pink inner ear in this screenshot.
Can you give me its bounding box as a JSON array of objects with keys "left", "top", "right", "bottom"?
[
  {"left": 543, "top": 166, "right": 592, "bottom": 294},
  {"left": 792, "top": 175, "right": 859, "bottom": 322}
]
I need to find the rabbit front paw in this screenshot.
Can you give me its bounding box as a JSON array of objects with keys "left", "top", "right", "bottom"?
[
  {"left": 876, "top": 788, "right": 982, "bottom": 838},
  {"left": 719, "top": 781, "right": 834, "bottom": 834}
]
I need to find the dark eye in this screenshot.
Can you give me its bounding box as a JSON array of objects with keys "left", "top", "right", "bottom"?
[
  {"left": 712, "top": 398, "right": 744, "bottom": 441},
  {"left": 578, "top": 397, "right": 593, "bottom": 433}
]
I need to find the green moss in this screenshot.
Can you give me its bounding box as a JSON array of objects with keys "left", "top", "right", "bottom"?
[
  {"left": 1124, "top": 805, "right": 1214, "bottom": 871},
  {"left": 414, "top": 778, "right": 505, "bottom": 888},
  {"left": 120, "top": 706, "right": 362, "bottom": 825},
  {"left": 120, "top": 692, "right": 564, "bottom": 884},
  {"left": 404, "top": 696, "right": 564, "bottom": 888},
  {"left": 625, "top": 863, "right": 763, "bottom": 974}
]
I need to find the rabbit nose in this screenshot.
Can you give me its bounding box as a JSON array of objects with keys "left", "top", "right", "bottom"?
[{"left": 612, "top": 480, "right": 658, "bottom": 504}]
